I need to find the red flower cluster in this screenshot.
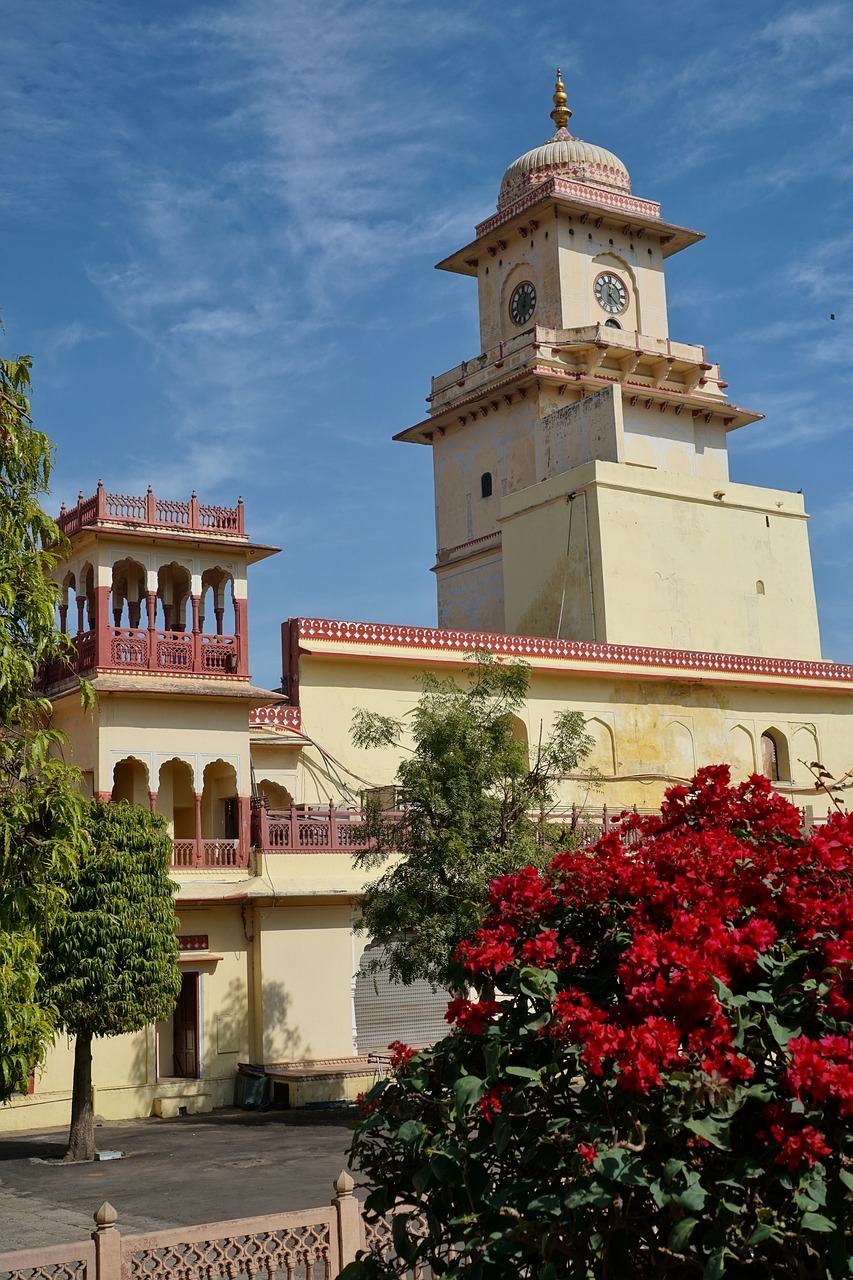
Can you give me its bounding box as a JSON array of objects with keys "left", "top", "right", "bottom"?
[
  {"left": 446, "top": 766, "right": 853, "bottom": 1173},
  {"left": 488, "top": 866, "right": 557, "bottom": 923},
  {"left": 388, "top": 1040, "right": 415, "bottom": 1070},
  {"left": 761, "top": 1104, "right": 832, "bottom": 1171},
  {"left": 478, "top": 1084, "right": 510, "bottom": 1122},
  {"left": 786, "top": 1034, "right": 853, "bottom": 1118},
  {"left": 456, "top": 924, "right": 518, "bottom": 974},
  {"left": 445, "top": 997, "right": 502, "bottom": 1035}
]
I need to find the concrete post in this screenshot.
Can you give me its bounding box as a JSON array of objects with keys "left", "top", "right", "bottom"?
[
  {"left": 332, "top": 1171, "right": 362, "bottom": 1268},
  {"left": 92, "top": 1201, "right": 121, "bottom": 1280}
]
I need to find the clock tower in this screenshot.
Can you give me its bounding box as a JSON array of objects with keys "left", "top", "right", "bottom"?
[{"left": 396, "top": 73, "right": 822, "bottom": 660}]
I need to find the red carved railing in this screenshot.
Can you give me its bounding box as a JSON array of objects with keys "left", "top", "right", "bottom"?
[
  {"left": 57, "top": 481, "right": 245, "bottom": 538},
  {"left": 250, "top": 800, "right": 823, "bottom": 858},
  {"left": 110, "top": 628, "right": 147, "bottom": 668},
  {"left": 170, "top": 838, "right": 248, "bottom": 869},
  {"left": 252, "top": 803, "right": 374, "bottom": 853},
  {"left": 43, "top": 628, "right": 242, "bottom": 685},
  {"left": 200, "top": 633, "right": 238, "bottom": 672},
  {"left": 249, "top": 802, "right": 666, "bottom": 856}
]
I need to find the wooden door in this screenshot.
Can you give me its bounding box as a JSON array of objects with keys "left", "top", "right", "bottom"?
[{"left": 173, "top": 972, "right": 200, "bottom": 1078}]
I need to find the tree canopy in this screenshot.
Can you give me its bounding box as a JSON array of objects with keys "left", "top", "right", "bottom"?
[
  {"left": 346, "top": 768, "right": 853, "bottom": 1279},
  {"left": 0, "top": 354, "right": 88, "bottom": 1100},
  {"left": 351, "top": 654, "right": 593, "bottom": 987},
  {"left": 43, "top": 800, "right": 181, "bottom": 1160}
]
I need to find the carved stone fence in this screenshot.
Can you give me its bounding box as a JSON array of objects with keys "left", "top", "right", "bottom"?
[{"left": 0, "top": 1173, "right": 433, "bottom": 1280}]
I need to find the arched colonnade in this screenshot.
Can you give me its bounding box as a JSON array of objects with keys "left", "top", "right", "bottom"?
[
  {"left": 58, "top": 556, "right": 246, "bottom": 677},
  {"left": 106, "top": 755, "right": 249, "bottom": 868}
]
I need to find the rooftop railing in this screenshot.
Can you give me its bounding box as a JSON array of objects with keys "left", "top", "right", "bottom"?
[{"left": 57, "top": 481, "right": 244, "bottom": 538}]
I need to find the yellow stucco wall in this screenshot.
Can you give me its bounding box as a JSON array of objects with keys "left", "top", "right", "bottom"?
[
  {"left": 289, "top": 645, "right": 851, "bottom": 817},
  {"left": 500, "top": 461, "right": 821, "bottom": 657}
]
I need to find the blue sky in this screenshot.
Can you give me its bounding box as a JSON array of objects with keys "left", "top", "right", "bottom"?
[{"left": 3, "top": 0, "right": 852, "bottom": 687}]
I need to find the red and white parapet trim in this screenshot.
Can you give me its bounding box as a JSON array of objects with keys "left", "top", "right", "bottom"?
[
  {"left": 291, "top": 617, "right": 853, "bottom": 687},
  {"left": 250, "top": 704, "right": 303, "bottom": 731}
]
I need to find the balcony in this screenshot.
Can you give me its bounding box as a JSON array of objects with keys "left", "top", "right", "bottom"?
[
  {"left": 43, "top": 627, "right": 243, "bottom": 685},
  {"left": 427, "top": 324, "right": 724, "bottom": 413},
  {"left": 252, "top": 803, "right": 374, "bottom": 854},
  {"left": 58, "top": 482, "right": 245, "bottom": 540},
  {"left": 171, "top": 838, "right": 249, "bottom": 870}
]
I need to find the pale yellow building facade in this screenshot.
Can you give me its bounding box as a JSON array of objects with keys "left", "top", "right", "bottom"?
[{"left": 2, "top": 75, "right": 850, "bottom": 1132}]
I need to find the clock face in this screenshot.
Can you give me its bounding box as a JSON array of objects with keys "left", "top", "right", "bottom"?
[
  {"left": 509, "top": 281, "right": 536, "bottom": 326},
  {"left": 594, "top": 272, "right": 629, "bottom": 315}
]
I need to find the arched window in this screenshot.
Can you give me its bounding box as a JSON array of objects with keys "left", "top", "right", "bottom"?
[
  {"left": 760, "top": 731, "right": 790, "bottom": 783},
  {"left": 110, "top": 558, "right": 146, "bottom": 629},
  {"left": 200, "top": 566, "right": 235, "bottom": 635},
  {"left": 604, "top": 318, "right": 622, "bottom": 329},
  {"left": 480, "top": 472, "right": 493, "bottom": 499},
  {"left": 257, "top": 780, "right": 292, "bottom": 811},
  {"left": 761, "top": 733, "right": 779, "bottom": 781},
  {"left": 756, "top": 580, "right": 766, "bottom": 595},
  {"left": 111, "top": 756, "right": 150, "bottom": 806}
]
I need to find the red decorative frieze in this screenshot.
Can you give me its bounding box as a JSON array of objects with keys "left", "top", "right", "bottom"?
[
  {"left": 476, "top": 176, "right": 664, "bottom": 240},
  {"left": 294, "top": 618, "right": 853, "bottom": 687},
  {"left": 249, "top": 705, "right": 303, "bottom": 731},
  {"left": 178, "top": 934, "right": 209, "bottom": 951}
]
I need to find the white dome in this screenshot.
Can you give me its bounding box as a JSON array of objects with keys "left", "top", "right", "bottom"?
[{"left": 498, "top": 127, "right": 632, "bottom": 211}]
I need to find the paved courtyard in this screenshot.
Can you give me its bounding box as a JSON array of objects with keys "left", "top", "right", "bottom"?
[{"left": 0, "top": 1108, "right": 359, "bottom": 1254}]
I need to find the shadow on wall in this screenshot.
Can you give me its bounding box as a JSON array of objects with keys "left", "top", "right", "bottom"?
[
  {"left": 215, "top": 976, "right": 251, "bottom": 1063},
  {"left": 259, "top": 980, "right": 311, "bottom": 1064}
]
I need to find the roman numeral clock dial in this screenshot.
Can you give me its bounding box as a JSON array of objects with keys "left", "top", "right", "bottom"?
[{"left": 594, "top": 271, "right": 629, "bottom": 315}]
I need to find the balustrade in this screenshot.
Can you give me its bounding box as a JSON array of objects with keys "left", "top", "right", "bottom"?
[
  {"left": 58, "top": 481, "right": 244, "bottom": 538},
  {"left": 248, "top": 801, "right": 672, "bottom": 857},
  {"left": 170, "top": 838, "right": 248, "bottom": 870},
  {"left": 43, "top": 626, "right": 243, "bottom": 685}
]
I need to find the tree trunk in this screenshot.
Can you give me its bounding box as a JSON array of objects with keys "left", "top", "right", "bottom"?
[{"left": 65, "top": 1031, "right": 95, "bottom": 1161}]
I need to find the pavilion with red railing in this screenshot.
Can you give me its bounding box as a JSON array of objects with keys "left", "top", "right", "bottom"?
[{"left": 45, "top": 482, "right": 265, "bottom": 686}]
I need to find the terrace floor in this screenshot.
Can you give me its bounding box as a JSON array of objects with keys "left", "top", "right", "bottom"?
[{"left": 0, "top": 1108, "right": 359, "bottom": 1252}]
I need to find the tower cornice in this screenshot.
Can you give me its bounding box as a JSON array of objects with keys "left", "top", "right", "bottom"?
[
  {"left": 394, "top": 325, "right": 761, "bottom": 444},
  {"left": 436, "top": 178, "right": 703, "bottom": 278}
]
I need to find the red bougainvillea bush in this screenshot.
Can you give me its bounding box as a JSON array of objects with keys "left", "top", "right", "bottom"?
[{"left": 344, "top": 768, "right": 853, "bottom": 1280}]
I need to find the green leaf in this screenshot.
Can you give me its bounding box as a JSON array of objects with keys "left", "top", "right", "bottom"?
[
  {"left": 684, "top": 1117, "right": 730, "bottom": 1150},
  {"left": 748, "top": 1223, "right": 778, "bottom": 1245},
  {"left": 801, "top": 1211, "right": 834, "bottom": 1233},
  {"left": 702, "top": 1250, "right": 727, "bottom": 1280},
  {"left": 429, "top": 1152, "right": 460, "bottom": 1183},
  {"left": 838, "top": 1169, "right": 853, "bottom": 1192},
  {"left": 391, "top": 1212, "right": 418, "bottom": 1266},
  {"left": 668, "top": 1217, "right": 698, "bottom": 1251},
  {"left": 526, "top": 1193, "right": 561, "bottom": 1216},
  {"left": 505, "top": 1065, "right": 541, "bottom": 1081},
  {"left": 396, "top": 1119, "right": 424, "bottom": 1145},
  {"left": 453, "top": 1074, "right": 484, "bottom": 1112},
  {"left": 767, "top": 1011, "right": 802, "bottom": 1047},
  {"left": 674, "top": 1182, "right": 708, "bottom": 1212}
]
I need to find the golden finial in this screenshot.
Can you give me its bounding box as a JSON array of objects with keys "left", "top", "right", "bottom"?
[{"left": 550, "top": 68, "right": 572, "bottom": 132}]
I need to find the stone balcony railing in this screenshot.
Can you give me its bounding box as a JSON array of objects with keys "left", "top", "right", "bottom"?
[
  {"left": 170, "top": 838, "right": 248, "bottom": 870},
  {"left": 427, "top": 323, "right": 722, "bottom": 412},
  {"left": 43, "top": 627, "right": 242, "bottom": 684},
  {"left": 171, "top": 801, "right": 824, "bottom": 870},
  {"left": 57, "top": 481, "right": 245, "bottom": 539}
]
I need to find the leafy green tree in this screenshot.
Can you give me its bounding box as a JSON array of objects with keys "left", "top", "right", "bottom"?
[
  {"left": 43, "top": 802, "right": 181, "bottom": 1161},
  {"left": 0, "top": 354, "right": 88, "bottom": 1099},
  {"left": 351, "top": 654, "right": 593, "bottom": 987}
]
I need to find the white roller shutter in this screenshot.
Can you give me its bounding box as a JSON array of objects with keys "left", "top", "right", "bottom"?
[{"left": 354, "top": 945, "right": 450, "bottom": 1054}]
